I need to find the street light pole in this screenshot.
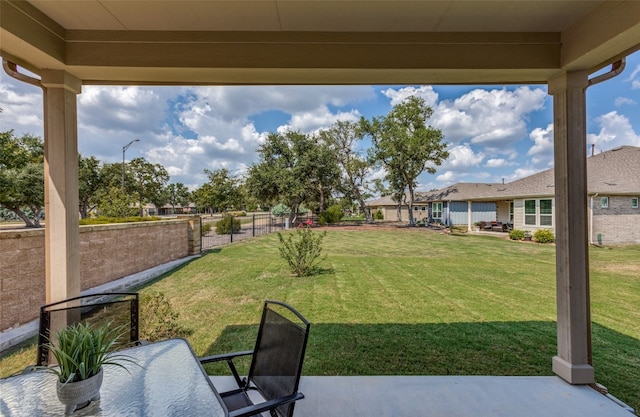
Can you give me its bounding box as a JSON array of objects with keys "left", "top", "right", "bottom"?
[{"left": 122, "top": 139, "right": 140, "bottom": 188}]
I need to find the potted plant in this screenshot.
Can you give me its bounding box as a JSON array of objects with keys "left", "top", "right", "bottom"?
[
  {"left": 43, "top": 322, "right": 137, "bottom": 414},
  {"left": 523, "top": 231, "right": 532, "bottom": 241},
  {"left": 473, "top": 221, "right": 481, "bottom": 232}
]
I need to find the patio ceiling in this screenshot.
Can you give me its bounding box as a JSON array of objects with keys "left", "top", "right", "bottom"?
[{"left": 1, "top": 0, "right": 639, "bottom": 85}]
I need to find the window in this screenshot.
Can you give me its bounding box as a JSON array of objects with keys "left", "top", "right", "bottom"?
[
  {"left": 632, "top": 197, "right": 639, "bottom": 209},
  {"left": 600, "top": 197, "right": 609, "bottom": 208},
  {"left": 509, "top": 201, "right": 514, "bottom": 223},
  {"left": 539, "top": 199, "right": 553, "bottom": 226},
  {"left": 524, "top": 200, "right": 536, "bottom": 226},
  {"left": 432, "top": 202, "right": 443, "bottom": 221},
  {"left": 524, "top": 199, "right": 553, "bottom": 227}
]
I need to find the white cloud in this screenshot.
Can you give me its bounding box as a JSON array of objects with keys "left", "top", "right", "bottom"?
[
  {"left": 587, "top": 111, "right": 640, "bottom": 149},
  {"left": 485, "top": 158, "right": 516, "bottom": 168},
  {"left": 79, "top": 86, "right": 168, "bottom": 134},
  {"left": 160, "top": 86, "right": 372, "bottom": 184},
  {"left": 435, "top": 170, "right": 457, "bottom": 182},
  {"left": 626, "top": 64, "right": 640, "bottom": 83},
  {"left": 627, "top": 62, "right": 640, "bottom": 90},
  {"left": 381, "top": 86, "right": 439, "bottom": 107},
  {"left": 440, "top": 144, "right": 484, "bottom": 170},
  {"left": 433, "top": 169, "right": 490, "bottom": 184},
  {"left": 527, "top": 123, "right": 554, "bottom": 167},
  {"left": 432, "top": 86, "right": 547, "bottom": 151},
  {"left": 0, "top": 77, "right": 43, "bottom": 135},
  {"left": 368, "top": 167, "right": 387, "bottom": 182},
  {"left": 506, "top": 167, "right": 539, "bottom": 182},
  {"left": 182, "top": 85, "right": 374, "bottom": 122},
  {"left": 282, "top": 107, "right": 360, "bottom": 134},
  {"left": 614, "top": 97, "right": 636, "bottom": 107}
]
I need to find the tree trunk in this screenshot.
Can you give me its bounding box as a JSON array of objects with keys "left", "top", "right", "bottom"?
[
  {"left": 354, "top": 189, "right": 373, "bottom": 223},
  {"left": 80, "top": 201, "right": 88, "bottom": 219},
  {"left": 319, "top": 185, "right": 325, "bottom": 213},
  {"left": 289, "top": 202, "right": 299, "bottom": 225},
  {"left": 29, "top": 205, "right": 42, "bottom": 227},
  {"left": 10, "top": 207, "right": 35, "bottom": 227},
  {"left": 407, "top": 184, "right": 415, "bottom": 226},
  {"left": 362, "top": 205, "right": 373, "bottom": 223}
]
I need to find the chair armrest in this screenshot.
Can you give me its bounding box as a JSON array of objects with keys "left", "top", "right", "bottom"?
[
  {"left": 199, "top": 350, "right": 254, "bottom": 388},
  {"left": 228, "top": 392, "right": 305, "bottom": 417},
  {"left": 199, "top": 350, "right": 254, "bottom": 364}
]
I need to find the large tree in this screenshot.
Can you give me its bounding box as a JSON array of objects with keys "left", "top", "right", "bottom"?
[
  {"left": 246, "top": 131, "right": 340, "bottom": 223},
  {"left": 319, "top": 120, "right": 374, "bottom": 222},
  {"left": 78, "top": 155, "right": 104, "bottom": 219},
  {"left": 192, "top": 169, "right": 242, "bottom": 213},
  {"left": 0, "top": 131, "right": 44, "bottom": 227},
  {"left": 362, "top": 96, "right": 449, "bottom": 226},
  {"left": 128, "top": 157, "right": 170, "bottom": 216},
  {"left": 166, "top": 182, "right": 191, "bottom": 214}
]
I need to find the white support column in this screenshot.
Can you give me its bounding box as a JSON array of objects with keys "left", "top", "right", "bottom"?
[
  {"left": 548, "top": 71, "right": 594, "bottom": 384},
  {"left": 40, "top": 70, "right": 82, "bottom": 304},
  {"left": 467, "top": 201, "right": 472, "bottom": 232}
]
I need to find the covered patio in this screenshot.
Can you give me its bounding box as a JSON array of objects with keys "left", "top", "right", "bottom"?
[
  {"left": 1, "top": 0, "right": 639, "bottom": 415},
  {"left": 212, "top": 375, "right": 634, "bottom": 416}
]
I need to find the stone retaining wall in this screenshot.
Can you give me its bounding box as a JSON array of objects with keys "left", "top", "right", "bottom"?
[{"left": 0, "top": 218, "right": 200, "bottom": 332}]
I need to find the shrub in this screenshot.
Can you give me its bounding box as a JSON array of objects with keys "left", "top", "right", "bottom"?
[
  {"left": 318, "top": 204, "right": 343, "bottom": 225},
  {"left": 97, "top": 186, "right": 139, "bottom": 218},
  {"left": 534, "top": 229, "right": 555, "bottom": 243},
  {"left": 79, "top": 216, "right": 161, "bottom": 225},
  {"left": 201, "top": 222, "right": 212, "bottom": 235},
  {"left": 215, "top": 216, "right": 241, "bottom": 234},
  {"left": 509, "top": 229, "right": 525, "bottom": 240},
  {"left": 277, "top": 228, "right": 327, "bottom": 277},
  {"left": 226, "top": 211, "right": 246, "bottom": 217},
  {"left": 271, "top": 203, "right": 291, "bottom": 217},
  {"left": 374, "top": 209, "right": 384, "bottom": 220},
  {"left": 139, "top": 292, "right": 192, "bottom": 342}
]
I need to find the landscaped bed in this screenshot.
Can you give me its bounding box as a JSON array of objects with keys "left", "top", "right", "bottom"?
[{"left": 1, "top": 229, "right": 638, "bottom": 412}]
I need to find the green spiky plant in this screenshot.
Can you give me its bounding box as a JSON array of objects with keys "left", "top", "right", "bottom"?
[{"left": 44, "top": 322, "right": 137, "bottom": 384}]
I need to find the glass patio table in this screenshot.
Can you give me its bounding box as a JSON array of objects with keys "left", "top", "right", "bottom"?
[{"left": 0, "top": 338, "right": 228, "bottom": 416}]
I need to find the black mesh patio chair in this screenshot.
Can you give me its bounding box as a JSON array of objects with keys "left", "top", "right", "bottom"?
[
  {"left": 36, "top": 292, "right": 141, "bottom": 367},
  {"left": 199, "top": 300, "right": 311, "bottom": 417}
]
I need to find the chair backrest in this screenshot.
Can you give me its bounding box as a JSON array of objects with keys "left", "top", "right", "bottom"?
[
  {"left": 37, "top": 292, "right": 139, "bottom": 366},
  {"left": 248, "top": 300, "right": 311, "bottom": 417}
]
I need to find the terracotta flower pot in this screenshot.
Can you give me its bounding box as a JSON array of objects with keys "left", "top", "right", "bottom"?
[{"left": 56, "top": 367, "right": 103, "bottom": 414}]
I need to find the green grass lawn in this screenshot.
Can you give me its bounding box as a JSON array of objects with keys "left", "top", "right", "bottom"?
[{"left": 1, "top": 229, "right": 638, "bottom": 411}]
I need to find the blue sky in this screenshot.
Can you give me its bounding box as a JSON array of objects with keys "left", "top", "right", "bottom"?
[{"left": 1, "top": 50, "right": 639, "bottom": 193}]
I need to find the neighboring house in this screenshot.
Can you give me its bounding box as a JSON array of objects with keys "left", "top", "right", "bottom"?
[
  {"left": 367, "top": 146, "right": 640, "bottom": 245},
  {"left": 142, "top": 203, "right": 198, "bottom": 216}
]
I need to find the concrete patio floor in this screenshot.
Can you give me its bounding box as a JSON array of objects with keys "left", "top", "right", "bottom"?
[{"left": 211, "top": 375, "right": 636, "bottom": 417}]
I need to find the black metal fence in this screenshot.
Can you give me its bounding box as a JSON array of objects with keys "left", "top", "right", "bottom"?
[{"left": 201, "top": 213, "right": 317, "bottom": 250}]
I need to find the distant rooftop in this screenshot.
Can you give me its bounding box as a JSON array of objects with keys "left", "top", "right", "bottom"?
[{"left": 367, "top": 146, "right": 640, "bottom": 205}]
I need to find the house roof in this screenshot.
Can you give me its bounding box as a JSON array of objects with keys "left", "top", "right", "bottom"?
[
  {"left": 586, "top": 146, "right": 640, "bottom": 195},
  {"left": 367, "top": 146, "right": 640, "bottom": 205},
  {"left": 497, "top": 145, "right": 640, "bottom": 199}
]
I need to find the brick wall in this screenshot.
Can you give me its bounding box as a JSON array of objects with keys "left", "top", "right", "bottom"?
[
  {"left": 592, "top": 196, "right": 640, "bottom": 245},
  {"left": 0, "top": 219, "right": 193, "bottom": 332}
]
